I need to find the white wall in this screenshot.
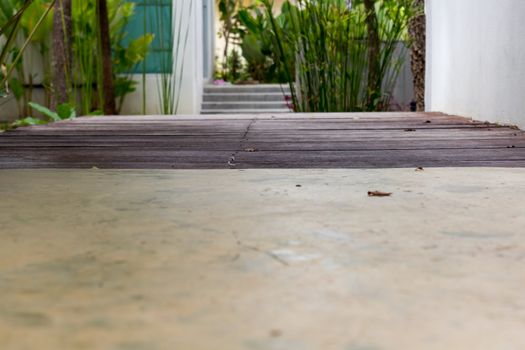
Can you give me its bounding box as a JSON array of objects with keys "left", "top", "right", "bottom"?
[
  {"left": 426, "top": 0, "right": 525, "bottom": 128},
  {"left": 119, "top": 75, "right": 163, "bottom": 115},
  {"left": 174, "top": 0, "right": 203, "bottom": 114}
]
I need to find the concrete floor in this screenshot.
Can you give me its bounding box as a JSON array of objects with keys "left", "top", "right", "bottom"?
[{"left": 0, "top": 168, "right": 524, "bottom": 350}]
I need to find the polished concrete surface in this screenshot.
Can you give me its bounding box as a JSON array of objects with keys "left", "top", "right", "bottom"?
[{"left": 0, "top": 168, "right": 524, "bottom": 350}]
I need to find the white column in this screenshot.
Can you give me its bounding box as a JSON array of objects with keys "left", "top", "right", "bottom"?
[
  {"left": 174, "top": 0, "right": 204, "bottom": 115},
  {"left": 426, "top": 0, "right": 525, "bottom": 128}
]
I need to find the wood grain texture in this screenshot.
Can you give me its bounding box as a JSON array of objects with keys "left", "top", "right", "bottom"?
[{"left": 1, "top": 113, "right": 524, "bottom": 169}]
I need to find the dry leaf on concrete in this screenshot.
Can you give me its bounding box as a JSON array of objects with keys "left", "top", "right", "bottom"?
[{"left": 368, "top": 191, "right": 392, "bottom": 197}]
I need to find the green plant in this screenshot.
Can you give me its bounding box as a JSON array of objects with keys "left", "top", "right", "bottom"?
[
  {"left": 29, "top": 101, "right": 76, "bottom": 121},
  {"left": 237, "top": 4, "right": 291, "bottom": 83},
  {"left": 5, "top": 101, "right": 75, "bottom": 129},
  {"left": 9, "top": 0, "right": 54, "bottom": 117},
  {"left": 260, "top": 0, "right": 416, "bottom": 112},
  {"left": 0, "top": 0, "right": 51, "bottom": 123},
  {"left": 225, "top": 48, "right": 245, "bottom": 83},
  {"left": 240, "top": 33, "right": 268, "bottom": 82},
  {"left": 1, "top": 0, "right": 55, "bottom": 100},
  {"left": 0, "top": 0, "right": 31, "bottom": 85},
  {"left": 113, "top": 32, "right": 153, "bottom": 112},
  {"left": 217, "top": 0, "right": 245, "bottom": 79},
  {"left": 10, "top": 116, "right": 46, "bottom": 127},
  {"left": 72, "top": 0, "right": 153, "bottom": 115},
  {"left": 1, "top": 0, "right": 151, "bottom": 122}
]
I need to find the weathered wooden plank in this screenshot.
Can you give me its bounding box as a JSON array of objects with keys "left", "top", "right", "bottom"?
[
  {"left": 2, "top": 147, "right": 524, "bottom": 167},
  {"left": 56, "top": 112, "right": 448, "bottom": 121},
  {"left": 0, "top": 149, "right": 232, "bottom": 169},
  {"left": 2, "top": 139, "right": 524, "bottom": 150},
  {"left": 234, "top": 160, "right": 525, "bottom": 169},
  {"left": 0, "top": 161, "right": 227, "bottom": 169},
  {"left": 2, "top": 141, "right": 520, "bottom": 157},
  {"left": 0, "top": 113, "right": 524, "bottom": 169},
  {"left": 15, "top": 118, "right": 488, "bottom": 129},
  {"left": 233, "top": 150, "right": 525, "bottom": 168},
  {"left": 3, "top": 128, "right": 519, "bottom": 139}
]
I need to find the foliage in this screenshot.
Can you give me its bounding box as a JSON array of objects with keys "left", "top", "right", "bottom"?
[
  {"left": 217, "top": 0, "right": 245, "bottom": 80},
  {"left": 240, "top": 33, "right": 268, "bottom": 81},
  {"left": 1, "top": 0, "right": 152, "bottom": 123},
  {"left": 260, "top": 0, "right": 416, "bottom": 112},
  {"left": 237, "top": 5, "right": 289, "bottom": 83},
  {"left": 0, "top": 0, "right": 55, "bottom": 103},
  {"left": 10, "top": 116, "right": 46, "bottom": 127},
  {"left": 72, "top": 0, "right": 153, "bottom": 115},
  {"left": 13, "top": 0, "right": 54, "bottom": 117},
  {"left": 217, "top": 1, "right": 295, "bottom": 83},
  {"left": 5, "top": 101, "right": 75, "bottom": 129},
  {"left": 217, "top": 0, "right": 276, "bottom": 83},
  {"left": 224, "top": 48, "right": 247, "bottom": 83},
  {"left": 29, "top": 101, "right": 76, "bottom": 121}
]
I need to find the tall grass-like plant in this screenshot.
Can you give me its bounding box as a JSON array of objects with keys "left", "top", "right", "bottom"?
[
  {"left": 0, "top": 0, "right": 54, "bottom": 117},
  {"left": 152, "top": 0, "right": 192, "bottom": 115},
  {"left": 72, "top": 0, "right": 152, "bottom": 115},
  {"left": 71, "top": 0, "right": 96, "bottom": 114},
  {"left": 261, "top": 0, "right": 415, "bottom": 112},
  {"left": 0, "top": 0, "right": 55, "bottom": 123},
  {"left": 0, "top": 1, "right": 34, "bottom": 74},
  {"left": 2, "top": 0, "right": 150, "bottom": 121},
  {"left": 0, "top": 0, "right": 55, "bottom": 97}
]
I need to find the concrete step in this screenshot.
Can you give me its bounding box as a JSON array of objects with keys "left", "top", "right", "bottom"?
[
  {"left": 202, "top": 101, "right": 289, "bottom": 110},
  {"left": 203, "top": 92, "right": 287, "bottom": 102},
  {"left": 201, "top": 109, "right": 291, "bottom": 115},
  {"left": 204, "top": 84, "right": 290, "bottom": 94}
]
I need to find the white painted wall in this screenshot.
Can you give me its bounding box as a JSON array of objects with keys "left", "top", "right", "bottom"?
[
  {"left": 119, "top": 75, "right": 162, "bottom": 115},
  {"left": 426, "top": 0, "right": 525, "bottom": 128},
  {"left": 174, "top": 0, "right": 203, "bottom": 114}
]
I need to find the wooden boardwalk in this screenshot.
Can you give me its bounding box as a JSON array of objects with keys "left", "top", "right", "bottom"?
[{"left": 1, "top": 112, "right": 525, "bottom": 169}]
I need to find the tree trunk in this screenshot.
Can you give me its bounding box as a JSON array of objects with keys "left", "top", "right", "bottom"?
[
  {"left": 363, "top": 0, "right": 380, "bottom": 110},
  {"left": 97, "top": 0, "right": 116, "bottom": 115},
  {"left": 51, "top": 0, "right": 72, "bottom": 110},
  {"left": 409, "top": 0, "right": 426, "bottom": 111}
]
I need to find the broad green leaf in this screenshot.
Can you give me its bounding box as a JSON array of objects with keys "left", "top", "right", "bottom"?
[
  {"left": 21, "top": 0, "right": 54, "bottom": 43},
  {"left": 238, "top": 10, "right": 260, "bottom": 34},
  {"left": 56, "top": 103, "right": 77, "bottom": 120},
  {"left": 28, "top": 101, "right": 61, "bottom": 122},
  {"left": 125, "top": 34, "right": 154, "bottom": 65},
  {"left": 241, "top": 33, "right": 266, "bottom": 63},
  {"left": 12, "top": 116, "right": 46, "bottom": 127},
  {"left": 88, "top": 109, "right": 103, "bottom": 116},
  {"left": 114, "top": 77, "right": 137, "bottom": 98}
]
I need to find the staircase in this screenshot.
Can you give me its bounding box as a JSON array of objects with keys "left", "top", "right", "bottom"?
[{"left": 201, "top": 84, "right": 291, "bottom": 114}]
